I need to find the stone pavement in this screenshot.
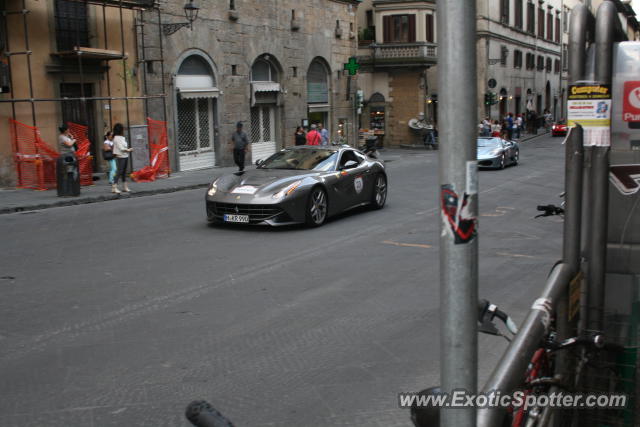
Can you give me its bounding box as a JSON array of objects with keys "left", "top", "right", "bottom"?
[{"left": 0, "top": 166, "right": 237, "bottom": 215}]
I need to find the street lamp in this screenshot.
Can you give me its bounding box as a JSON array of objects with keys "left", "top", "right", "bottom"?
[{"left": 162, "top": 1, "right": 201, "bottom": 36}]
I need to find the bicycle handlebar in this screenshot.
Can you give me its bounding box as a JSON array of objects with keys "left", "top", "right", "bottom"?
[{"left": 185, "top": 401, "right": 235, "bottom": 427}]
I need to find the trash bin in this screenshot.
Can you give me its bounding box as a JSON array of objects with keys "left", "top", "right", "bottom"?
[{"left": 56, "top": 153, "right": 80, "bottom": 197}]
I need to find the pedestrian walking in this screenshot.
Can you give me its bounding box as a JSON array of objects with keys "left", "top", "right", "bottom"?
[
  {"left": 231, "top": 121, "right": 249, "bottom": 172},
  {"left": 58, "top": 124, "right": 76, "bottom": 154},
  {"left": 103, "top": 131, "right": 117, "bottom": 189},
  {"left": 112, "top": 123, "right": 133, "bottom": 194},
  {"left": 514, "top": 114, "right": 523, "bottom": 139},
  {"left": 482, "top": 117, "right": 491, "bottom": 136},
  {"left": 294, "top": 126, "right": 306, "bottom": 146},
  {"left": 505, "top": 113, "right": 514, "bottom": 140},
  {"left": 318, "top": 123, "right": 329, "bottom": 146},
  {"left": 306, "top": 124, "right": 321, "bottom": 145}
]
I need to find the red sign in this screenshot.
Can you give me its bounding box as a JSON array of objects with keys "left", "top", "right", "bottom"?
[{"left": 623, "top": 81, "right": 640, "bottom": 122}]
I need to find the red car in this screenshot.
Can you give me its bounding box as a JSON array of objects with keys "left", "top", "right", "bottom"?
[{"left": 551, "top": 121, "right": 568, "bottom": 137}]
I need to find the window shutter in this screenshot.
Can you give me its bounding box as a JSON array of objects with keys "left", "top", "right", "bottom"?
[
  {"left": 408, "top": 14, "right": 416, "bottom": 42},
  {"left": 383, "top": 16, "right": 391, "bottom": 43},
  {"left": 426, "top": 14, "right": 434, "bottom": 43}
]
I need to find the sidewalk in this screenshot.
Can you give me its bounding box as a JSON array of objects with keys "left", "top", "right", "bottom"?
[{"left": 0, "top": 166, "right": 237, "bottom": 215}]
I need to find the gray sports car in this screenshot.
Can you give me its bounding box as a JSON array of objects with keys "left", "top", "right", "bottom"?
[
  {"left": 477, "top": 137, "right": 519, "bottom": 169},
  {"left": 205, "top": 146, "right": 387, "bottom": 226}
]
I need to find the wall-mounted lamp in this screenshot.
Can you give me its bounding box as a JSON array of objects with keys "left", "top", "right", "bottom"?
[{"left": 162, "top": 1, "right": 200, "bottom": 36}]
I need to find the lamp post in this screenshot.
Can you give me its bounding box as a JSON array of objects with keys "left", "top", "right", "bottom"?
[{"left": 162, "top": 1, "right": 200, "bottom": 36}]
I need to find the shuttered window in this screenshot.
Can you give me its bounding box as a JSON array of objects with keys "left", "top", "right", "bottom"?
[
  {"left": 382, "top": 14, "right": 416, "bottom": 43},
  {"left": 425, "top": 14, "right": 434, "bottom": 43}
]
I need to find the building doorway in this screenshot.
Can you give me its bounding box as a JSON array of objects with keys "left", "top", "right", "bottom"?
[
  {"left": 60, "top": 83, "right": 97, "bottom": 167},
  {"left": 307, "top": 58, "right": 330, "bottom": 138},
  {"left": 175, "top": 54, "right": 218, "bottom": 171},
  {"left": 250, "top": 55, "right": 281, "bottom": 161}
]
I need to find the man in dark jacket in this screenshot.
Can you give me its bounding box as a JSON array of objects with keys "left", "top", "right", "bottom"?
[{"left": 231, "top": 122, "right": 249, "bottom": 172}]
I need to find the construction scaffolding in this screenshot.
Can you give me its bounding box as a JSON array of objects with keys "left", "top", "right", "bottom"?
[{"left": 0, "top": 0, "right": 168, "bottom": 187}]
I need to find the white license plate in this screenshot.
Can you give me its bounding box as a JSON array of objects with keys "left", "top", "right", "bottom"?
[
  {"left": 223, "top": 214, "right": 250, "bottom": 223},
  {"left": 231, "top": 186, "right": 257, "bottom": 194}
]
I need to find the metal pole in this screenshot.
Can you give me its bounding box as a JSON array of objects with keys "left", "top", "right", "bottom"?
[
  {"left": 20, "top": 1, "right": 35, "bottom": 126},
  {"left": 156, "top": 7, "right": 167, "bottom": 123},
  {"left": 103, "top": 2, "right": 113, "bottom": 128},
  {"left": 437, "top": 0, "right": 477, "bottom": 425},
  {"left": 477, "top": 263, "right": 573, "bottom": 427},
  {"left": 119, "top": 0, "right": 132, "bottom": 170}
]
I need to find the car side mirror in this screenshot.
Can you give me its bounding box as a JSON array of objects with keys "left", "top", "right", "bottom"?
[
  {"left": 342, "top": 160, "right": 358, "bottom": 170},
  {"left": 255, "top": 159, "right": 264, "bottom": 167}
]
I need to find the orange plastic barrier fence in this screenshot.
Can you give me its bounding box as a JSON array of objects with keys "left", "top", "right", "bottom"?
[
  {"left": 67, "top": 122, "right": 94, "bottom": 186},
  {"left": 131, "top": 118, "right": 171, "bottom": 183},
  {"left": 9, "top": 119, "right": 58, "bottom": 190}
]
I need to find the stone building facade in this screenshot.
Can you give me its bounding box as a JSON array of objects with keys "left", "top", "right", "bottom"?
[{"left": 142, "top": 0, "right": 360, "bottom": 172}]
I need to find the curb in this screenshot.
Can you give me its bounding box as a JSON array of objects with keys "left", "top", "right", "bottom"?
[{"left": 0, "top": 182, "right": 210, "bottom": 215}]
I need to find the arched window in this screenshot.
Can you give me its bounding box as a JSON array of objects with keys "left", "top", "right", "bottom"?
[
  {"left": 307, "top": 60, "right": 329, "bottom": 104},
  {"left": 370, "top": 92, "right": 385, "bottom": 104},
  {"left": 251, "top": 59, "right": 277, "bottom": 82}
]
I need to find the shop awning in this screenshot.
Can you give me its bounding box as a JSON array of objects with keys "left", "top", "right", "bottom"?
[
  {"left": 308, "top": 103, "right": 330, "bottom": 113},
  {"left": 178, "top": 88, "right": 220, "bottom": 99},
  {"left": 252, "top": 82, "right": 281, "bottom": 93}
]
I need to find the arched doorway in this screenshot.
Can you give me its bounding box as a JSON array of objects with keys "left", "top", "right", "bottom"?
[
  {"left": 307, "top": 58, "right": 330, "bottom": 135},
  {"left": 368, "top": 92, "right": 386, "bottom": 145},
  {"left": 175, "top": 54, "right": 218, "bottom": 171},
  {"left": 250, "top": 55, "right": 281, "bottom": 161}
]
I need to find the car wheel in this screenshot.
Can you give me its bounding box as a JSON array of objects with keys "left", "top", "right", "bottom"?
[
  {"left": 513, "top": 150, "right": 519, "bottom": 165},
  {"left": 305, "top": 187, "right": 328, "bottom": 227},
  {"left": 371, "top": 174, "right": 387, "bottom": 209},
  {"left": 499, "top": 154, "right": 506, "bottom": 169}
]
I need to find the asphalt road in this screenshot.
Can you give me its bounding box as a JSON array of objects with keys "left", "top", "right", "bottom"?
[{"left": 0, "top": 134, "right": 566, "bottom": 427}]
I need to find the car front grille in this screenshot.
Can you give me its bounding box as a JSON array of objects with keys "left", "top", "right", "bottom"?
[{"left": 207, "top": 202, "right": 285, "bottom": 223}]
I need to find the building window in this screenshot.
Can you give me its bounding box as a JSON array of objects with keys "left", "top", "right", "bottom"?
[
  {"left": 563, "top": 7, "right": 569, "bottom": 33},
  {"left": 513, "top": 50, "right": 523, "bottom": 68},
  {"left": 229, "top": 0, "right": 235, "bottom": 10},
  {"left": 537, "top": 55, "right": 544, "bottom": 71},
  {"left": 54, "top": 0, "right": 89, "bottom": 51},
  {"left": 546, "top": 9, "right": 553, "bottom": 40},
  {"left": 291, "top": 66, "right": 297, "bottom": 77},
  {"left": 500, "top": 0, "right": 510, "bottom": 24},
  {"left": 425, "top": 14, "right": 435, "bottom": 43},
  {"left": 554, "top": 59, "right": 560, "bottom": 73},
  {"left": 515, "top": 0, "right": 524, "bottom": 29},
  {"left": 500, "top": 45, "right": 509, "bottom": 66},
  {"left": 231, "top": 64, "right": 238, "bottom": 75},
  {"left": 382, "top": 14, "right": 416, "bottom": 43},
  {"left": 251, "top": 59, "right": 276, "bottom": 82},
  {"left": 546, "top": 57, "right": 552, "bottom": 72},
  {"left": 538, "top": 6, "right": 545, "bottom": 38},
  {"left": 525, "top": 52, "right": 534, "bottom": 69},
  {"left": 555, "top": 15, "right": 561, "bottom": 42},
  {"left": 527, "top": 1, "right": 535, "bottom": 34},
  {"left": 562, "top": 44, "right": 568, "bottom": 70}
]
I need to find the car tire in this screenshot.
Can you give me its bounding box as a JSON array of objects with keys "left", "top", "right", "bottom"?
[
  {"left": 371, "top": 174, "right": 387, "bottom": 209},
  {"left": 305, "top": 187, "right": 328, "bottom": 227},
  {"left": 499, "top": 154, "right": 506, "bottom": 169}
]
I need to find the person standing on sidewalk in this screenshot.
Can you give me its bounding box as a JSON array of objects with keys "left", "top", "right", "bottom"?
[
  {"left": 103, "top": 131, "right": 117, "bottom": 190},
  {"left": 112, "top": 123, "right": 133, "bottom": 193},
  {"left": 318, "top": 123, "right": 329, "bottom": 146},
  {"left": 58, "top": 125, "right": 76, "bottom": 154},
  {"left": 231, "top": 122, "right": 249, "bottom": 172},
  {"left": 294, "top": 126, "right": 306, "bottom": 146},
  {"left": 306, "top": 124, "right": 321, "bottom": 145}
]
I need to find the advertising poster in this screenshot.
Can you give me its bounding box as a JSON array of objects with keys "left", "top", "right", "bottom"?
[{"left": 567, "top": 84, "right": 611, "bottom": 147}]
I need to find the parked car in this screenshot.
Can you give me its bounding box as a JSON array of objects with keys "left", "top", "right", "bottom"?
[
  {"left": 477, "top": 137, "right": 519, "bottom": 169},
  {"left": 551, "top": 121, "right": 568, "bottom": 137},
  {"left": 205, "top": 146, "right": 387, "bottom": 227}
]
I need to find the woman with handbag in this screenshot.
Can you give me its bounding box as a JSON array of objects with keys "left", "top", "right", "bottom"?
[
  {"left": 103, "top": 131, "right": 118, "bottom": 193},
  {"left": 112, "top": 123, "right": 133, "bottom": 193}
]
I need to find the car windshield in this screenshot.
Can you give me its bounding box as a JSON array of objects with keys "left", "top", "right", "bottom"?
[
  {"left": 259, "top": 149, "right": 338, "bottom": 171},
  {"left": 477, "top": 138, "right": 502, "bottom": 149}
]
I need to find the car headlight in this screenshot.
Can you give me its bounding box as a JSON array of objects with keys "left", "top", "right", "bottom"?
[
  {"left": 272, "top": 180, "right": 302, "bottom": 199},
  {"left": 207, "top": 180, "right": 219, "bottom": 196}
]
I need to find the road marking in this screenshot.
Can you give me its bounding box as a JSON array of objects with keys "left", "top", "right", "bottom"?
[
  {"left": 382, "top": 240, "right": 432, "bottom": 249},
  {"left": 481, "top": 206, "right": 516, "bottom": 217},
  {"left": 496, "top": 252, "right": 537, "bottom": 259}
]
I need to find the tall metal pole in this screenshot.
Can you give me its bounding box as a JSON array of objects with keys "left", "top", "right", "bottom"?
[{"left": 437, "top": 0, "right": 478, "bottom": 425}]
